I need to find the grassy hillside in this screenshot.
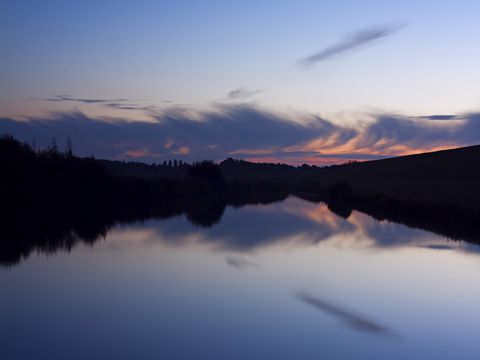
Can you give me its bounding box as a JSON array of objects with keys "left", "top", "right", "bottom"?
[{"left": 306, "top": 145, "right": 480, "bottom": 208}]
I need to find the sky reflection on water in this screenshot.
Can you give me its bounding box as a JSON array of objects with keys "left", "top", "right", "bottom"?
[{"left": 1, "top": 197, "right": 480, "bottom": 360}]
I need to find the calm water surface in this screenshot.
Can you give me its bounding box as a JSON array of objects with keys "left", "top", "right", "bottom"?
[{"left": 2, "top": 197, "right": 480, "bottom": 359}]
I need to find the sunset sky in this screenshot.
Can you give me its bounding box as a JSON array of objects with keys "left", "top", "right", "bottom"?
[{"left": 2, "top": 0, "right": 480, "bottom": 165}]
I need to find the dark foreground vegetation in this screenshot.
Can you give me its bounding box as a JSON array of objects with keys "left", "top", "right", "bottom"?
[
  {"left": 1, "top": 135, "right": 480, "bottom": 266},
  {"left": 0, "top": 135, "right": 289, "bottom": 266}
]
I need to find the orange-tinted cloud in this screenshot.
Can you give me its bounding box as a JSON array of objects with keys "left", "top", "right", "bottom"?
[
  {"left": 1, "top": 105, "right": 479, "bottom": 165},
  {"left": 174, "top": 146, "right": 190, "bottom": 155},
  {"left": 244, "top": 156, "right": 348, "bottom": 167},
  {"left": 122, "top": 147, "right": 162, "bottom": 160}
]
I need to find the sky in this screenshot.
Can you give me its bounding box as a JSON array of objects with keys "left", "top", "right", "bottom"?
[{"left": 1, "top": 0, "right": 480, "bottom": 165}]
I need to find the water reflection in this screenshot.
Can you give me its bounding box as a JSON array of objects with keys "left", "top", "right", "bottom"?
[
  {"left": 0, "top": 194, "right": 284, "bottom": 267},
  {"left": 297, "top": 292, "right": 401, "bottom": 340},
  {"left": 225, "top": 256, "right": 260, "bottom": 270},
  {"left": 3, "top": 196, "right": 480, "bottom": 360},
  {"left": 1, "top": 196, "right": 478, "bottom": 268}
]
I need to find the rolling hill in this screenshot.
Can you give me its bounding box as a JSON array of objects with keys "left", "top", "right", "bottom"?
[{"left": 306, "top": 145, "right": 480, "bottom": 209}]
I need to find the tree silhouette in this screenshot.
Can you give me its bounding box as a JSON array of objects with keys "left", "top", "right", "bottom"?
[
  {"left": 187, "top": 160, "right": 225, "bottom": 187},
  {"left": 51, "top": 137, "right": 58, "bottom": 152},
  {"left": 66, "top": 136, "right": 73, "bottom": 157}
]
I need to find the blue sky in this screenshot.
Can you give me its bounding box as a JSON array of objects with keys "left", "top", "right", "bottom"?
[{"left": 1, "top": 0, "right": 480, "bottom": 164}]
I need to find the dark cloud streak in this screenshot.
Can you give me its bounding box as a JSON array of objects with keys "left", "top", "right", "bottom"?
[
  {"left": 42, "top": 95, "right": 131, "bottom": 104},
  {"left": 416, "top": 114, "right": 461, "bottom": 121},
  {"left": 104, "top": 103, "right": 158, "bottom": 111},
  {"left": 301, "top": 24, "right": 403, "bottom": 66}
]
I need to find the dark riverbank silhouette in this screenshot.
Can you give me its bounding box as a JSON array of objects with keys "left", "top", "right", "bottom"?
[
  {"left": 2, "top": 135, "right": 480, "bottom": 267},
  {"left": 294, "top": 145, "right": 480, "bottom": 243},
  {"left": 0, "top": 135, "right": 290, "bottom": 266}
]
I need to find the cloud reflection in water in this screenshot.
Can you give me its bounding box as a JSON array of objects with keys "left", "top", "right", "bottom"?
[{"left": 297, "top": 291, "right": 401, "bottom": 340}]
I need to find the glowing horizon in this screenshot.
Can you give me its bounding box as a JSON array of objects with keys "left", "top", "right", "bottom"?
[{"left": 2, "top": 0, "right": 480, "bottom": 165}]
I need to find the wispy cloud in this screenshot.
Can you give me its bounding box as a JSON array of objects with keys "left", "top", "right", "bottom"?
[
  {"left": 1, "top": 105, "right": 478, "bottom": 165},
  {"left": 296, "top": 291, "right": 401, "bottom": 339},
  {"left": 227, "top": 87, "right": 264, "bottom": 100},
  {"left": 34, "top": 95, "right": 172, "bottom": 113},
  {"left": 41, "top": 95, "right": 130, "bottom": 104},
  {"left": 415, "top": 114, "right": 462, "bottom": 121},
  {"left": 0, "top": 105, "right": 339, "bottom": 163},
  {"left": 300, "top": 24, "right": 404, "bottom": 66},
  {"left": 225, "top": 256, "right": 260, "bottom": 269},
  {"left": 104, "top": 103, "right": 159, "bottom": 111}
]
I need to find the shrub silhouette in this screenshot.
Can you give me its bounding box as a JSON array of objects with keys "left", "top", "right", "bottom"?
[{"left": 187, "top": 160, "right": 226, "bottom": 188}]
